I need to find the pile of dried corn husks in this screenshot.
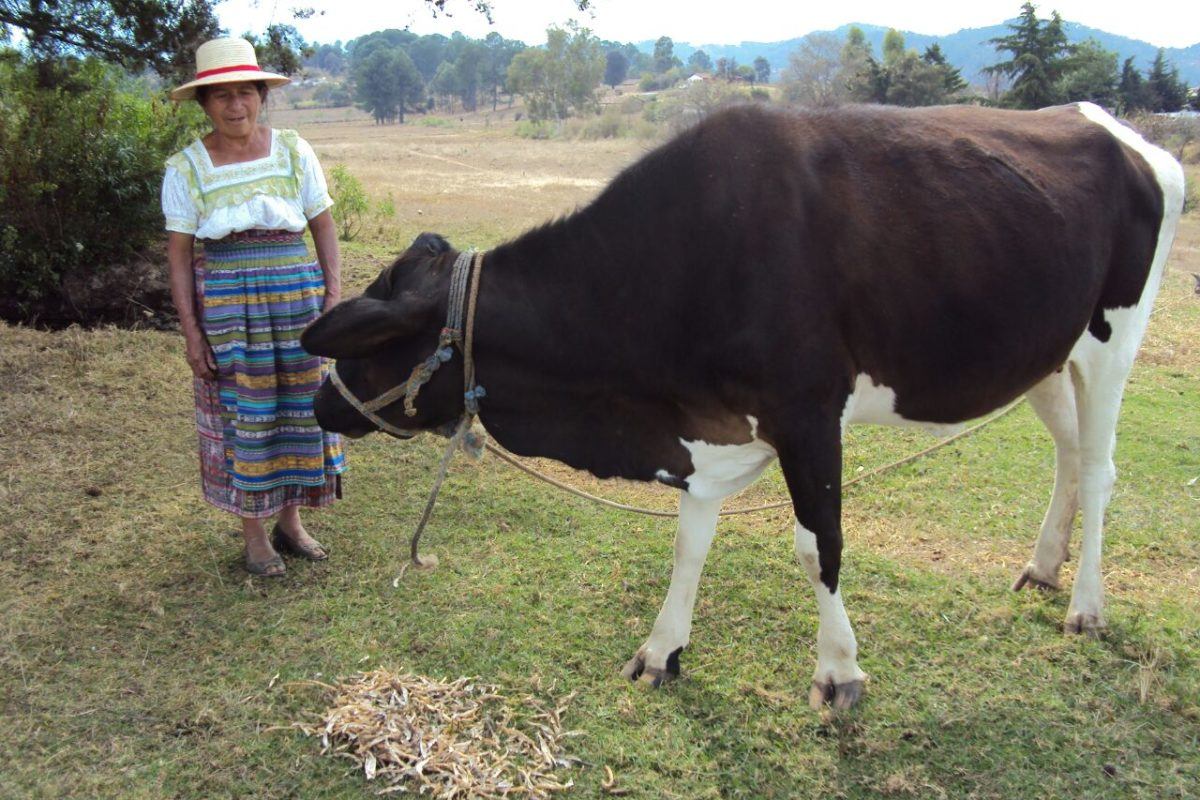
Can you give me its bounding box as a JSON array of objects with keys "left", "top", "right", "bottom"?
[{"left": 293, "top": 670, "right": 580, "bottom": 798}]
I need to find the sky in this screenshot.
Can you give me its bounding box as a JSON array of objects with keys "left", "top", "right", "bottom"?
[{"left": 218, "top": 0, "right": 1199, "bottom": 49}]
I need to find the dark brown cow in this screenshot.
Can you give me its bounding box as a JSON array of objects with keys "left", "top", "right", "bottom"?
[{"left": 301, "top": 102, "right": 1183, "bottom": 710}]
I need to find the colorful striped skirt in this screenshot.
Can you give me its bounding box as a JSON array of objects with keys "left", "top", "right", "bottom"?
[{"left": 193, "top": 229, "right": 345, "bottom": 518}]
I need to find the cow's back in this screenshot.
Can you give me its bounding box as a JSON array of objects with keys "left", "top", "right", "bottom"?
[{"left": 680, "top": 104, "right": 1170, "bottom": 423}]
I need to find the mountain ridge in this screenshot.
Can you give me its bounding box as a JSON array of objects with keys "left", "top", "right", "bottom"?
[{"left": 640, "top": 20, "right": 1200, "bottom": 86}]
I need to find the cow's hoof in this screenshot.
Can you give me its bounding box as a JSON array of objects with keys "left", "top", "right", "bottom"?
[
  {"left": 808, "top": 678, "right": 865, "bottom": 711},
  {"left": 1011, "top": 565, "right": 1060, "bottom": 592},
  {"left": 1064, "top": 612, "right": 1106, "bottom": 638},
  {"left": 620, "top": 647, "right": 682, "bottom": 688}
]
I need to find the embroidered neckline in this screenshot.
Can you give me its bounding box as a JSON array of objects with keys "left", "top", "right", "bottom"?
[{"left": 197, "top": 129, "right": 278, "bottom": 171}]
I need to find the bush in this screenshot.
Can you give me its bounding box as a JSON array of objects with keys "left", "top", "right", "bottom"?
[
  {"left": 572, "top": 108, "right": 660, "bottom": 141},
  {"left": 329, "top": 164, "right": 368, "bottom": 241},
  {"left": 0, "top": 54, "right": 205, "bottom": 311},
  {"left": 1125, "top": 112, "right": 1200, "bottom": 163},
  {"left": 514, "top": 119, "right": 556, "bottom": 139}
]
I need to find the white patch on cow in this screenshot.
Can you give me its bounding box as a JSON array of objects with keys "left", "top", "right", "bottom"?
[
  {"left": 840, "top": 373, "right": 964, "bottom": 437},
  {"left": 675, "top": 415, "right": 777, "bottom": 500},
  {"left": 794, "top": 522, "right": 867, "bottom": 687}
]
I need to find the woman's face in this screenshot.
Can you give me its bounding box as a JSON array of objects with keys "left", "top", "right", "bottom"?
[{"left": 202, "top": 82, "right": 263, "bottom": 139}]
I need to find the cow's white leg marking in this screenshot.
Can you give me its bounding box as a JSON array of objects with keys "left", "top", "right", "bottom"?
[
  {"left": 1015, "top": 369, "right": 1080, "bottom": 591},
  {"left": 1062, "top": 103, "right": 1185, "bottom": 636},
  {"left": 794, "top": 521, "right": 867, "bottom": 708},
  {"left": 626, "top": 417, "right": 775, "bottom": 686},
  {"left": 622, "top": 493, "right": 722, "bottom": 686}
]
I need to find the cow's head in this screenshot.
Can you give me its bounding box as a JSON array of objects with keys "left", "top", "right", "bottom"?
[{"left": 301, "top": 232, "right": 467, "bottom": 439}]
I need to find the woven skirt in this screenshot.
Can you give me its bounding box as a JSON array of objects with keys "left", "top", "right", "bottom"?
[{"left": 193, "top": 229, "right": 345, "bottom": 518}]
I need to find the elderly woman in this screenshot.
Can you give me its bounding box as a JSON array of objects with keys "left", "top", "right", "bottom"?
[{"left": 162, "top": 37, "right": 345, "bottom": 577}]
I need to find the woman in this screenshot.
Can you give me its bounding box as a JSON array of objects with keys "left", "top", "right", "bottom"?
[{"left": 162, "top": 37, "right": 346, "bottom": 577}]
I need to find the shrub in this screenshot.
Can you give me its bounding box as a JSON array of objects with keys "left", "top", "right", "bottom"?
[
  {"left": 514, "top": 119, "right": 556, "bottom": 139},
  {"left": 374, "top": 192, "right": 397, "bottom": 236},
  {"left": 573, "top": 108, "right": 660, "bottom": 141},
  {"left": 0, "top": 54, "right": 205, "bottom": 310},
  {"left": 1126, "top": 112, "right": 1200, "bottom": 163},
  {"left": 329, "top": 164, "right": 368, "bottom": 241}
]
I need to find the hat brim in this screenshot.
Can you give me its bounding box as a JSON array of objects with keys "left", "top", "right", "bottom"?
[{"left": 170, "top": 70, "right": 290, "bottom": 101}]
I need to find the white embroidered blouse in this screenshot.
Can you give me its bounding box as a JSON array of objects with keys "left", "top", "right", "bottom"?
[{"left": 161, "top": 129, "right": 333, "bottom": 241}]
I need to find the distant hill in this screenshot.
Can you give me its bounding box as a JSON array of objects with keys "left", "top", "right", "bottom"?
[{"left": 644, "top": 20, "right": 1200, "bottom": 87}]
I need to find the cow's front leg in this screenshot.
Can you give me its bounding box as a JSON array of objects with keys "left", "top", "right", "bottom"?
[
  {"left": 622, "top": 494, "right": 722, "bottom": 687},
  {"left": 777, "top": 418, "right": 867, "bottom": 710},
  {"left": 794, "top": 521, "right": 867, "bottom": 709}
]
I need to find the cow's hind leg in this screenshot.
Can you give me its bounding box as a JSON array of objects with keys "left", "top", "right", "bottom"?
[
  {"left": 1013, "top": 369, "right": 1079, "bottom": 592},
  {"left": 622, "top": 493, "right": 722, "bottom": 686},
  {"left": 1061, "top": 350, "right": 1131, "bottom": 637}
]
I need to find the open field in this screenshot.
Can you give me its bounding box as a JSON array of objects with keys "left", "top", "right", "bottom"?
[{"left": 2, "top": 109, "right": 1198, "bottom": 798}]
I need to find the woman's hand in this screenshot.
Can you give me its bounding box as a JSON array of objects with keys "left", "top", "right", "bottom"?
[
  {"left": 322, "top": 287, "right": 341, "bottom": 311},
  {"left": 185, "top": 329, "right": 218, "bottom": 380}
]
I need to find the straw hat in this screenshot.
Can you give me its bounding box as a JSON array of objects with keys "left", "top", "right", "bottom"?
[{"left": 170, "top": 37, "right": 290, "bottom": 101}]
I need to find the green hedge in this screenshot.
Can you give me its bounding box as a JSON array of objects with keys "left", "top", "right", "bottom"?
[{"left": 0, "top": 53, "right": 205, "bottom": 309}]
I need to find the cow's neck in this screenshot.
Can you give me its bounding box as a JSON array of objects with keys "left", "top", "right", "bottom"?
[{"left": 470, "top": 209, "right": 696, "bottom": 481}]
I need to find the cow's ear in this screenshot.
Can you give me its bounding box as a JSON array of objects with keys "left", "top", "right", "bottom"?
[
  {"left": 301, "top": 295, "right": 434, "bottom": 358},
  {"left": 411, "top": 232, "right": 451, "bottom": 256}
]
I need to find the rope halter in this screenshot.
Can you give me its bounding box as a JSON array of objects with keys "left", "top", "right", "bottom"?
[{"left": 327, "top": 249, "right": 487, "bottom": 440}]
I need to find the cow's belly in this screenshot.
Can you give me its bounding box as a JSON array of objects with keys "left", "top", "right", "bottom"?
[
  {"left": 657, "top": 416, "right": 777, "bottom": 500},
  {"left": 841, "top": 373, "right": 966, "bottom": 437}
]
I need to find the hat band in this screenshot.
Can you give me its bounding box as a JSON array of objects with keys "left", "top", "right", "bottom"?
[{"left": 195, "top": 64, "right": 264, "bottom": 80}]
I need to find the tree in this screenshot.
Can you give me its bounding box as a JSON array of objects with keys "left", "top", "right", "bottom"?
[
  {"left": 882, "top": 29, "right": 906, "bottom": 65},
  {"left": 309, "top": 42, "right": 347, "bottom": 75},
  {"left": 841, "top": 26, "right": 881, "bottom": 102},
  {"left": 1117, "top": 56, "right": 1152, "bottom": 113},
  {"left": 482, "top": 32, "right": 523, "bottom": 110},
  {"left": 421, "top": 0, "right": 591, "bottom": 24},
  {"left": 1146, "top": 49, "right": 1188, "bottom": 112},
  {"left": 355, "top": 46, "right": 423, "bottom": 123},
  {"left": 453, "top": 40, "right": 485, "bottom": 110},
  {"left": 0, "top": 0, "right": 219, "bottom": 85},
  {"left": 922, "top": 43, "right": 966, "bottom": 95},
  {"left": 753, "top": 56, "right": 771, "bottom": 84},
  {"left": 884, "top": 51, "right": 950, "bottom": 106},
  {"left": 653, "top": 36, "right": 680, "bottom": 74},
  {"left": 430, "top": 60, "right": 460, "bottom": 110},
  {"left": 1056, "top": 38, "right": 1117, "bottom": 106},
  {"left": 506, "top": 21, "right": 604, "bottom": 125},
  {"left": 250, "top": 23, "right": 309, "bottom": 76},
  {"left": 842, "top": 31, "right": 962, "bottom": 107},
  {"left": 409, "top": 34, "right": 450, "bottom": 82},
  {"left": 687, "top": 50, "right": 712, "bottom": 73},
  {"left": 985, "top": 2, "right": 1071, "bottom": 109},
  {"left": 781, "top": 32, "right": 847, "bottom": 107},
  {"left": 604, "top": 49, "right": 628, "bottom": 88}
]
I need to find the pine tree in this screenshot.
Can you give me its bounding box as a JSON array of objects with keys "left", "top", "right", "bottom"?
[
  {"left": 985, "top": 2, "right": 1071, "bottom": 109},
  {"left": 922, "top": 43, "right": 966, "bottom": 95},
  {"left": 1146, "top": 49, "right": 1188, "bottom": 112}
]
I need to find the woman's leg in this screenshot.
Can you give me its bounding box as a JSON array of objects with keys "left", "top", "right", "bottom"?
[
  {"left": 242, "top": 516, "right": 285, "bottom": 576},
  {"left": 275, "top": 505, "right": 327, "bottom": 560}
]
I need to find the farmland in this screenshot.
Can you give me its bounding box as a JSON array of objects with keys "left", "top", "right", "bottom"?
[{"left": 1, "top": 106, "right": 1198, "bottom": 798}]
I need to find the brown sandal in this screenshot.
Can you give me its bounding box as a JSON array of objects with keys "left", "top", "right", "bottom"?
[
  {"left": 271, "top": 522, "right": 328, "bottom": 561},
  {"left": 244, "top": 549, "right": 286, "bottom": 578}
]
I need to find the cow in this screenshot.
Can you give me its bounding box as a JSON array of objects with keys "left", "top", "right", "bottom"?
[{"left": 301, "top": 102, "right": 1184, "bottom": 710}]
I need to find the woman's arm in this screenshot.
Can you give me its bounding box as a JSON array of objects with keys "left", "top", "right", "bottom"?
[
  {"left": 166, "top": 231, "right": 217, "bottom": 380},
  {"left": 308, "top": 209, "right": 342, "bottom": 310}
]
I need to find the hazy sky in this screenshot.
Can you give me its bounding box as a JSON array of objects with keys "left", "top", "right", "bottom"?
[{"left": 219, "top": 0, "right": 1198, "bottom": 49}]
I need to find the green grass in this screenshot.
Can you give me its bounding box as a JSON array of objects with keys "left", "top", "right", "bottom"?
[{"left": 2, "top": 243, "right": 1198, "bottom": 798}]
